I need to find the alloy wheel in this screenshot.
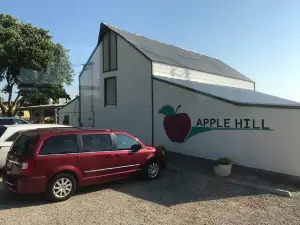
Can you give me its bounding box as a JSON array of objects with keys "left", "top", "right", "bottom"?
[
  {"left": 53, "top": 178, "right": 73, "bottom": 198},
  {"left": 148, "top": 162, "right": 159, "bottom": 178}
]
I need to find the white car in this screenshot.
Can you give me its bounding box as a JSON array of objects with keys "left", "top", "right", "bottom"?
[{"left": 0, "top": 124, "right": 71, "bottom": 169}]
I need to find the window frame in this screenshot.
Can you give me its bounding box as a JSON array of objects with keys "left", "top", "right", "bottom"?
[
  {"left": 79, "top": 133, "right": 114, "bottom": 153},
  {"left": 102, "top": 30, "right": 118, "bottom": 73},
  {"left": 104, "top": 76, "right": 117, "bottom": 106},
  {"left": 38, "top": 134, "right": 79, "bottom": 156},
  {"left": 112, "top": 133, "right": 141, "bottom": 151},
  {"left": 63, "top": 115, "right": 70, "bottom": 125}
]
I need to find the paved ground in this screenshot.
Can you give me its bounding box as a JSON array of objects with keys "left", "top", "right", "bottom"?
[{"left": 1, "top": 154, "right": 300, "bottom": 225}]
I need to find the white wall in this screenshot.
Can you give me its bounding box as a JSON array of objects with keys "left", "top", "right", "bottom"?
[
  {"left": 153, "top": 79, "right": 300, "bottom": 177},
  {"left": 152, "top": 62, "right": 255, "bottom": 90},
  {"left": 79, "top": 46, "right": 101, "bottom": 127},
  {"left": 81, "top": 33, "right": 152, "bottom": 144},
  {"left": 58, "top": 98, "right": 79, "bottom": 126}
]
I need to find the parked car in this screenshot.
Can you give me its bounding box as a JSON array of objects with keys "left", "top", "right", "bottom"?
[
  {"left": 0, "top": 117, "right": 30, "bottom": 125},
  {"left": 0, "top": 124, "right": 71, "bottom": 169},
  {"left": 3, "top": 128, "right": 166, "bottom": 201}
]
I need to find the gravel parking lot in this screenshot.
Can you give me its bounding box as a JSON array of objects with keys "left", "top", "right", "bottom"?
[{"left": 1, "top": 166, "right": 300, "bottom": 225}]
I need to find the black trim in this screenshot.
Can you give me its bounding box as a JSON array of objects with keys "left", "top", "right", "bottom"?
[
  {"left": 153, "top": 76, "right": 300, "bottom": 110},
  {"left": 103, "top": 30, "right": 118, "bottom": 73},
  {"left": 79, "top": 76, "right": 82, "bottom": 126},
  {"left": 104, "top": 76, "right": 117, "bottom": 106},
  {"left": 99, "top": 23, "right": 152, "bottom": 62},
  {"left": 151, "top": 64, "right": 154, "bottom": 146}
]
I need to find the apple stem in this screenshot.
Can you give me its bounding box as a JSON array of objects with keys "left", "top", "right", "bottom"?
[{"left": 175, "top": 105, "right": 182, "bottom": 113}]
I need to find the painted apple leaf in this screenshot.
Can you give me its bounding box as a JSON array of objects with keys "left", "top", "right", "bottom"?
[
  {"left": 184, "top": 127, "right": 213, "bottom": 142},
  {"left": 158, "top": 105, "right": 176, "bottom": 116},
  {"left": 184, "top": 126, "right": 274, "bottom": 143}
]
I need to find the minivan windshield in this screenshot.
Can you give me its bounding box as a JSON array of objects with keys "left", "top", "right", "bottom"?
[{"left": 10, "top": 134, "right": 37, "bottom": 156}]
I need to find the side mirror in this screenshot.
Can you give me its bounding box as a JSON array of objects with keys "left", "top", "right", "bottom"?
[{"left": 131, "top": 144, "right": 142, "bottom": 152}]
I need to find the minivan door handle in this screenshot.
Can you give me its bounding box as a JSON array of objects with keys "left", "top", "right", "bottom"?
[
  {"left": 115, "top": 154, "right": 122, "bottom": 157},
  {"left": 106, "top": 155, "right": 113, "bottom": 158}
]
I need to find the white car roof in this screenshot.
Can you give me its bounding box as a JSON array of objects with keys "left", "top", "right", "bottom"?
[
  {"left": 2, "top": 124, "right": 70, "bottom": 128},
  {"left": 0, "top": 124, "right": 72, "bottom": 142}
]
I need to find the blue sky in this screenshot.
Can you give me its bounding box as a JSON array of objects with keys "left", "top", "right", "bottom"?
[{"left": 2, "top": 0, "right": 300, "bottom": 101}]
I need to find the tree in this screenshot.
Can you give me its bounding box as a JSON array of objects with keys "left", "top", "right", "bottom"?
[{"left": 0, "top": 14, "right": 73, "bottom": 116}]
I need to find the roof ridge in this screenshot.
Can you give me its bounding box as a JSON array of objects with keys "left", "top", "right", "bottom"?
[{"left": 105, "top": 24, "right": 219, "bottom": 60}]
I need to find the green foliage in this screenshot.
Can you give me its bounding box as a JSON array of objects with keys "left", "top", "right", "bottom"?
[
  {"left": 215, "top": 157, "right": 233, "bottom": 165},
  {"left": 156, "top": 145, "right": 166, "bottom": 152},
  {"left": 18, "top": 83, "right": 70, "bottom": 106},
  {"left": 17, "top": 111, "right": 24, "bottom": 117},
  {"left": 0, "top": 14, "right": 73, "bottom": 116}
]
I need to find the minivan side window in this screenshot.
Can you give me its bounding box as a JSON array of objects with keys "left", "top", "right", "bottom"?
[
  {"left": 82, "top": 134, "right": 113, "bottom": 152},
  {"left": 39, "top": 135, "right": 77, "bottom": 155},
  {"left": 115, "top": 134, "right": 139, "bottom": 150}
]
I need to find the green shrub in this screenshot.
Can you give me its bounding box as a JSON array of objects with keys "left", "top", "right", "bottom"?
[
  {"left": 156, "top": 145, "right": 166, "bottom": 152},
  {"left": 215, "top": 157, "right": 232, "bottom": 165}
]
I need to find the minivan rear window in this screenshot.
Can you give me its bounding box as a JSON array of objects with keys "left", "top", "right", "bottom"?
[
  {"left": 0, "top": 126, "right": 7, "bottom": 137},
  {"left": 11, "top": 134, "right": 37, "bottom": 156}
]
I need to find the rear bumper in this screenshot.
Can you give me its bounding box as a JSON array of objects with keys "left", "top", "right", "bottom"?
[{"left": 2, "top": 174, "right": 47, "bottom": 194}]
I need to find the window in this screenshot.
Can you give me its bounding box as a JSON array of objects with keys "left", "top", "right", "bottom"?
[
  {"left": 39, "top": 135, "right": 77, "bottom": 155},
  {"left": 11, "top": 134, "right": 37, "bottom": 156},
  {"left": 0, "top": 127, "right": 7, "bottom": 138},
  {"left": 63, "top": 115, "right": 70, "bottom": 125},
  {"left": 6, "top": 131, "right": 21, "bottom": 142},
  {"left": 0, "top": 119, "right": 14, "bottom": 125},
  {"left": 13, "top": 119, "right": 28, "bottom": 124},
  {"left": 115, "top": 134, "right": 139, "bottom": 150},
  {"left": 104, "top": 77, "right": 116, "bottom": 106},
  {"left": 103, "top": 30, "right": 117, "bottom": 72},
  {"left": 82, "top": 134, "right": 113, "bottom": 152}
]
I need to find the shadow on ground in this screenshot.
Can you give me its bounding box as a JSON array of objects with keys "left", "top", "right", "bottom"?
[{"left": 0, "top": 152, "right": 268, "bottom": 210}]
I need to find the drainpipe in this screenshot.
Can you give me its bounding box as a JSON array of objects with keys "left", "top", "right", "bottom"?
[{"left": 89, "top": 62, "right": 95, "bottom": 127}]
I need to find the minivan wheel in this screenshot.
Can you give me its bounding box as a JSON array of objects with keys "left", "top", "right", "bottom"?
[
  {"left": 143, "top": 160, "right": 161, "bottom": 180},
  {"left": 47, "top": 173, "right": 76, "bottom": 202}
]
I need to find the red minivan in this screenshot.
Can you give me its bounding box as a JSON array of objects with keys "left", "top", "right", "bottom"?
[{"left": 3, "top": 127, "right": 166, "bottom": 201}]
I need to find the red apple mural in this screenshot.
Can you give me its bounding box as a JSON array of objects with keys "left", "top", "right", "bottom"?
[{"left": 158, "top": 105, "right": 191, "bottom": 143}]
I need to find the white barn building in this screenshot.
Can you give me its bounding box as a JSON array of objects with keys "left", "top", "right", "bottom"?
[
  {"left": 79, "top": 23, "right": 300, "bottom": 177},
  {"left": 58, "top": 97, "right": 79, "bottom": 126}
]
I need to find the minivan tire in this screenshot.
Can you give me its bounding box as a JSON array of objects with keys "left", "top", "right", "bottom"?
[
  {"left": 143, "top": 159, "right": 161, "bottom": 180},
  {"left": 47, "top": 173, "right": 77, "bottom": 202}
]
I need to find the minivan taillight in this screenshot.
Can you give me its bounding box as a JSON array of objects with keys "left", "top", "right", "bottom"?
[{"left": 21, "top": 159, "right": 34, "bottom": 175}]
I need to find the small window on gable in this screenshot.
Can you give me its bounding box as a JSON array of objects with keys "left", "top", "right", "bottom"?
[
  {"left": 63, "top": 115, "right": 69, "bottom": 125},
  {"left": 104, "top": 77, "right": 116, "bottom": 106},
  {"left": 103, "top": 30, "right": 117, "bottom": 72}
]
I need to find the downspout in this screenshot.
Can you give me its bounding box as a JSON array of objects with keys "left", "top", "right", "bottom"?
[
  {"left": 79, "top": 76, "right": 82, "bottom": 126},
  {"left": 90, "top": 62, "right": 95, "bottom": 127}
]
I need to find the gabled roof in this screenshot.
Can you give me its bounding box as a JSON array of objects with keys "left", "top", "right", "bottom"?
[
  {"left": 58, "top": 96, "right": 79, "bottom": 112},
  {"left": 154, "top": 76, "right": 300, "bottom": 109},
  {"left": 98, "top": 23, "right": 253, "bottom": 82}
]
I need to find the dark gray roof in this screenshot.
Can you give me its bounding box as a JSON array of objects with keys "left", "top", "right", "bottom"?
[
  {"left": 154, "top": 76, "right": 300, "bottom": 109},
  {"left": 98, "top": 23, "right": 253, "bottom": 82}
]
